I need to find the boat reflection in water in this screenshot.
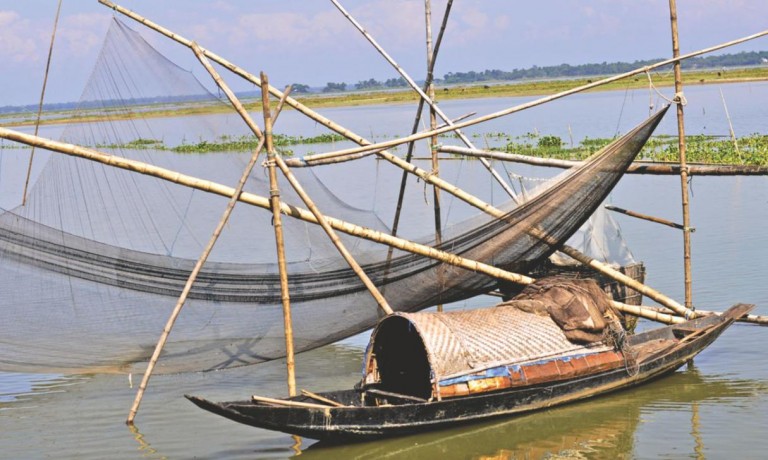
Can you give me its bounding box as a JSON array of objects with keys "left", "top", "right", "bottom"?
[{"left": 297, "top": 366, "right": 764, "bottom": 459}]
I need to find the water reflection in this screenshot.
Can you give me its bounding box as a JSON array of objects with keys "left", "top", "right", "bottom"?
[{"left": 298, "top": 366, "right": 766, "bottom": 460}]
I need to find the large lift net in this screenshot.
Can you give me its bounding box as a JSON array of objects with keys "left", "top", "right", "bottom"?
[{"left": 0, "top": 19, "right": 665, "bottom": 373}]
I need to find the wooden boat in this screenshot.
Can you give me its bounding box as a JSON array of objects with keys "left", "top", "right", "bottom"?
[{"left": 187, "top": 295, "right": 753, "bottom": 443}]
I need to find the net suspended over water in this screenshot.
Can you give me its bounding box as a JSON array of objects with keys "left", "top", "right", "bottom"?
[{"left": 0, "top": 19, "right": 665, "bottom": 374}]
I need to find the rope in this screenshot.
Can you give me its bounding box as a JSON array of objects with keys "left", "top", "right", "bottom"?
[
  {"left": 645, "top": 69, "right": 686, "bottom": 110},
  {"left": 22, "top": 0, "right": 63, "bottom": 206},
  {"left": 603, "top": 319, "right": 639, "bottom": 376}
]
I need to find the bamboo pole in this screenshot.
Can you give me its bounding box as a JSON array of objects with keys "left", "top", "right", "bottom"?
[
  {"left": 720, "top": 88, "right": 740, "bottom": 157},
  {"left": 252, "top": 394, "right": 332, "bottom": 410},
  {"left": 628, "top": 305, "right": 768, "bottom": 326},
  {"left": 300, "top": 389, "right": 346, "bottom": 407},
  {"left": 261, "top": 72, "right": 296, "bottom": 398},
  {"left": 668, "top": 0, "right": 694, "bottom": 309},
  {"left": 273, "top": 154, "right": 394, "bottom": 315},
  {"left": 605, "top": 205, "right": 689, "bottom": 231},
  {"left": 439, "top": 145, "right": 768, "bottom": 176},
  {"left": 22, "top": 0, "right": 62, "bottom": 206},
  {"left": 611, "top": 301, "right": 683, "bottom": 325},
  {"left": 424, "top": 0, "right": 443, "bottom": 311},
  {"left": 387, "top": 0, "right": 452, "bottom": 289},
  {"left": 329, "top": 0, "right": 519, "bottom": 202},
  {"left": 191, "top": 43, "right": 263, "bottom": 140}
]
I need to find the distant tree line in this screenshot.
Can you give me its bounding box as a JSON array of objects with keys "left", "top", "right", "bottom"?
[
  {"left": 298, "top": 51, "right": 768, "bottom": 94},
  {"left": 2, "top": 51, "right": 766, "bottom": 112},
  {"left": 440, "top": 51, "right": 768, "bottom": 84}
]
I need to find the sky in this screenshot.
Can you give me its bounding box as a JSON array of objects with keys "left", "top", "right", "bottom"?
[{"left": 0, "top": 0, "right": 766, "bottom": 107}]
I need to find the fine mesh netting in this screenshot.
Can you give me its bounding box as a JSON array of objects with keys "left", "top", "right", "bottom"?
[{"left": 0, "top": 19, "right": 666, "bottom": 374}]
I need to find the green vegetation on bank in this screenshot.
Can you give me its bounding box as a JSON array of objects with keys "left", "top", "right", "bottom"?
[
  {"left": 91, "top": 133, "right": 348, "bottom": 155},
  {"left": 489, "top": 132, "right": 768, "bottom": 166},
  {"left": 5, "top": 129, "right": 763, "bottom": 167}
]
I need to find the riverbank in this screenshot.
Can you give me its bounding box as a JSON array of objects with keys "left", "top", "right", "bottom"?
[{"left": 3, "top": 66, "right": 767, "bottom": 128}]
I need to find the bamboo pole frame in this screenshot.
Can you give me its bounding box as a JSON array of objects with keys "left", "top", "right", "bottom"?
[
  {"left": 97, "top": 0, "right": 768, "bottom": 173},
  {"left": 97, "top": 0, "right": 768, "bottom": 318},
  {"left": 273, "top": 154, "right": 394, "bottom": 316},
  {"left": 125, "top": 124, "right": 268, "bottom": 421}
]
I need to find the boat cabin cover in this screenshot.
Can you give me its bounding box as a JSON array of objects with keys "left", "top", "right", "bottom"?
[{"left": 362, "top": 278, "right": 625, "bottom": 400}]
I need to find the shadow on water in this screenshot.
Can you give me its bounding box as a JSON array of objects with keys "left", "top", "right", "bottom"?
[{"left": 296, "top": 365, "right": 767, "bottom": 460}]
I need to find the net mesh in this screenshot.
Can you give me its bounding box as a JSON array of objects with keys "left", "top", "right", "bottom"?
[{"left": 0, "top": 19, "right": 666, "bottom": 374}]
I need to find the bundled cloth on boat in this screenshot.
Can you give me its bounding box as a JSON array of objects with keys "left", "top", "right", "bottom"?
[
  {"left": 509, "top": 277, "right": 624, "bottom": 344},
  {"left": 0, "top": 18, "right": 666, "bottom": 373},
  {"left": 363, "top": 278, "right": 624, "bottom": 400}
]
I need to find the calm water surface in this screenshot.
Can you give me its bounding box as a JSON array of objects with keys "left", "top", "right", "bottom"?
[{"left": 2, "top": 83, "right": 768, "bottom": 458}]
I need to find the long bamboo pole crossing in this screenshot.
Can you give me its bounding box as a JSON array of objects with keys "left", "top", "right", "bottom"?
[
  {"left": 3, "top": 126, "right": 765, "bottom": 329},
  {"left": 438, "top": 145, "right": 768, "bottom": 176}
]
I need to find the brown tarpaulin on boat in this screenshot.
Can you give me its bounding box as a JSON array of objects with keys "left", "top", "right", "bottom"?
[{"left": 510, "top": 277, "right": 623, "bottom": 344}]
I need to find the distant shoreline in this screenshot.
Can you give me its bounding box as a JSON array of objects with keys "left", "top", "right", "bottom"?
[{"left": 3, "top": 66, "right": 767, "bottom": 128}]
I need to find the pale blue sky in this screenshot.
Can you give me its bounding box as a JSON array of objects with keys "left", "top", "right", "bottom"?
[{"left": 1, "top": 0, "right": 766, "bottom": 106}]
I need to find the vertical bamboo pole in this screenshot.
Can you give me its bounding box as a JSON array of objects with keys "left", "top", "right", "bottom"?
[
  {"left": 387, "top": 0, "right": 453, "bottom": 280},
  {"left": 126, "top": 45, "right": 289, "bottom": 424},
  {"left": 668, "top": 0, "right": 694, "bottom": 309},
  {"left": 22, "top": 0, "right": 62, "bottom": 206},
  {"left": 424, "top": 0, "right": 443, "bottom": 311},
  {"left": 261, "top": 72, "right": 296, "bottom": 397}
]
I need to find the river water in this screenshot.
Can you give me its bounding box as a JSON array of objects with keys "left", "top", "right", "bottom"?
[{"left": 2, "top": 82, "right": 768, "bottom": 458}]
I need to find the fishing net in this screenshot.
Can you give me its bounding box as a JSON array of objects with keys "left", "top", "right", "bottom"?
[{"left": 0, "top": 19, "right": 666, "bottom": 374}]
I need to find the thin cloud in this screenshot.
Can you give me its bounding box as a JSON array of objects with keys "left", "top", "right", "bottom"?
[{"left": 0, "top": 10, "right": 39, "bottom": 63}]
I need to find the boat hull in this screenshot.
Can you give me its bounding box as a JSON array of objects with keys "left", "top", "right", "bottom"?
[{"left": 187, "top": 304, "right": 751, "bottom": 443}]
